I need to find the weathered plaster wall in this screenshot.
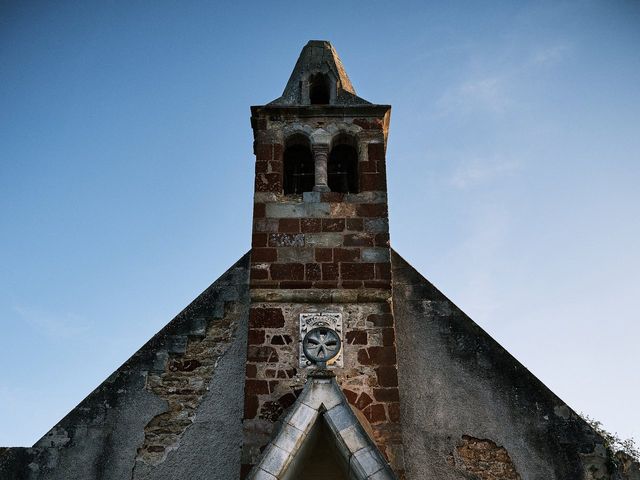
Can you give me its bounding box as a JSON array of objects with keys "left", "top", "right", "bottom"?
[
  {"left": 2, "top": 247, "right": 638, "bottom": 480},
  {"left": 391, "top": 249, "right": 638, "bottom": 480},
  {"left": 0, "top": 254, "right": 250, "bottom": 480}
]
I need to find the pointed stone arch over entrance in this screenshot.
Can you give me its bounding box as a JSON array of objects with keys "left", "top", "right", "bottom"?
[{"left": 247, "top": 372, "right": 396, "bottom": 480}]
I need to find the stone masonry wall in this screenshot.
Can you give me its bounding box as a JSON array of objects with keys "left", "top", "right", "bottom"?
[
  {"left": 242, "top": 107, "right": 404, "bottom": 478},
  {"left": 250, "top": 189, "right": 391, "bottom": 290},
  {"left": 242, "top": 301, "right": 403, "bottom": 477},
  {"left": 250, "top": 121, "right": 390, "bottom": 291}
]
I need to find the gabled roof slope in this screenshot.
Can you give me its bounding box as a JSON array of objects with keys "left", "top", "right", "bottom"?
[
  {"left": 390, "top": 249, "right": 636, "bottom": 479},
  {"left": 2, "top": 248, "right": 638, "bottom": 480},
  {"left": 0, "top": 254, "right": 251, "bottom": 480}
]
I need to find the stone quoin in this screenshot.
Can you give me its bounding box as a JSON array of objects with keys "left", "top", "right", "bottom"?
[{"left": 1, "top": 40, "right": 638, "bottom": 480}]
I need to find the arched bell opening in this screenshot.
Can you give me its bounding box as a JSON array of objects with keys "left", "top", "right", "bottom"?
[
  {"left": 309, "top": 73, "right": 331, "bottom": 105},
  {"left": 283, "top": 134, "right": 314, "bottom": 195},
  {"left": 328, "top": 135, "right": 359, "bottom": 193}
]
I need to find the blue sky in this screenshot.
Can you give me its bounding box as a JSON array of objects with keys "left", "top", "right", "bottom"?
[{"left": 1, "top": 0, "right": 639, "bottom": 446}]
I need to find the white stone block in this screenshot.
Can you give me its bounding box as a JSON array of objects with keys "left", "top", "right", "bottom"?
[
  {"left": 301, "top": 381, "right": 343, "bottom": 411},
  {"left": 286, "top": 403, "right": 318, "bottom": 434},
  {"left": 367, "top": 468, "right": 395, "bottom": 480},
  {"left": 259, "top": 443, "right": 291, "bottom": 477},
  {"left": 325, "top": 403, "right": 354, "bottom": 433},
  {"left": 250, "top": 467, "right": 278, "bottom": 480},
  {"left": 273, "top": 423, "right": 306, "bottom": 455},
  {"left": 351, "top": 447, "right": 384, "bottom": 478},
  {"left": 338, "top": 424, "right": 370, "bottom": 454}
]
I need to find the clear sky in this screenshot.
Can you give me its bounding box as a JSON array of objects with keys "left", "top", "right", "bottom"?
[{"left": 1, "top": 0, "right": 639, "bottom": 447}]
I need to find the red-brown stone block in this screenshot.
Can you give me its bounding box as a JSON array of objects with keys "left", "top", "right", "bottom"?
[
  {"left": 252, "top": 233, "right": 267, "bottom": 248},
  {"left": 360, "top": 173, "right": 386, "bottom": 192},
  {"left": 245, "top": 380, "right": 270, "bottom": 395},
  {"left": 253, "top": 203, "right": 266, "bottom": 219},
  {"left": 252, "top": 117, "right": 267, "bottom": 131},
  {"left": 320, "top": 192, "right": 345, "bottom": 202},
  {"left": 382, "top": 328, "right": 395, "bottom": 346},
  {"left": 255, "top": 173, "right": 281, "bottom": 192},
  {"left": 251, "top": 248, "right": 277, "bottom": 262},
  {"left": 346, "top": 218, "right": 364, "bottom": 231},
  {"left": 367, "top": 313, "right": 394, "bottom": 327},
  {"left": 341, "top": 262, "right": 375, "bottom": 280},
  {"left": 254, "top": 143, "right": 273, "bottom": 161},
  {"left": 334, "top": 248, "right": 360, "bottom": 262},
  {"left": 268, "top": 160, "right": 282, "bottom": 174},
  {"left": 355, "top": 392, "right": 373, "bottom": 410},
  {"left": 315, "top": 247, "right": 333, "bottom": 262},
  {"left": 322, "top": 263, "right": 339, "bottom": 280},
  {"left": 374, "top": 233, "right": 390, "bottom": 247},
  {"left": 278, "top": 219, "right": 300, "bottom": 233},
  {"left": 375, "top": 366, "right": 399, "bottom": 387},
  {"left": 346, "top": 330, "right": 368, "bottom": 345},
  {"left": 305, "top": 263, "right": 322, "bottom": 281},
  {"left": 359, "top": 160, "right": 376, "bottom": 173},
  {"left": 363, "top": 404, "right": 387, "bottom": 424},
  {"left": 249, "top": 308, "right": 285, "bottom": 328},
  {"left": 279, "top": 280, "right": 312, "bottom": 289},
  {"left": 373, "top": 388, "right": 400, "bottom": 402},
  {"left": 244, "top": 394, "right": 259, "bottom": 419},
  {"left": 255, "top": 161, "right": 268, "bottom": 174},
  {"left": 343, "top": 389, "right": 358, "bottom": 405},
  {"left": 248, "top": 329, "right": 265, "bottom": 345},
  {"left": 322, "top": 218, "right": 345, "bottom": 232},
  {"left": 356, "top": 204, "right": 388, "bottom": 217},
  {"left": 368, "top": 142, "right": 385, "bottom": 161},
  {"left": 358, "top": 346, "right": 397, "bottom": 365},
  {"left": 301, "top": 218, "right": 322, "bottom": 232},
  {"left": 245, "top": 364, "right": 257, "bottom": 378},
  {"left": 270, "top": 263, "right": 305, "bottom": 280},
  {"left": 250, "top": 268, "right": 268, "bottom": 281},
  {"left": 375, "top": 262, "right": 391, "bottom": 279},
  {"left": 273, "top": 143, "right": 283, "bottom": 161}
]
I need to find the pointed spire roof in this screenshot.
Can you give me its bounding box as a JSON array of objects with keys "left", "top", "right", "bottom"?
[
  {"left": 247, "top": 372, "right": 396, "bottom": 479},
  {"left": 269, "top": 40, "right": 371, "bottom": 106}
]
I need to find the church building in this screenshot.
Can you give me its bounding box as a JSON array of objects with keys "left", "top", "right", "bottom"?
[{"left": 1, "top": 40, "right": 638, "bottom": 480}]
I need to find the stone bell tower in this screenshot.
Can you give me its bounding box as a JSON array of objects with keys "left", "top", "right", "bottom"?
[{"left": 242, "top": 41, "right": 404, "bottom": 478}]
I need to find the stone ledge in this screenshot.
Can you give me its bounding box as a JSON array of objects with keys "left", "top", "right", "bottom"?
[{"left": 250, "top": 288, "right": 392, "bottom": 304}]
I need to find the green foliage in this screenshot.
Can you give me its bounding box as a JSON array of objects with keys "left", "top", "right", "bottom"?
[{"left": 580, "top": 413, "right": 639, "bottom": 462}]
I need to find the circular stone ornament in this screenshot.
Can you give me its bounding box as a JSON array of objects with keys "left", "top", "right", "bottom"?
[{"left": 302, "top": 327, "right": 342, "bottom": 365}]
